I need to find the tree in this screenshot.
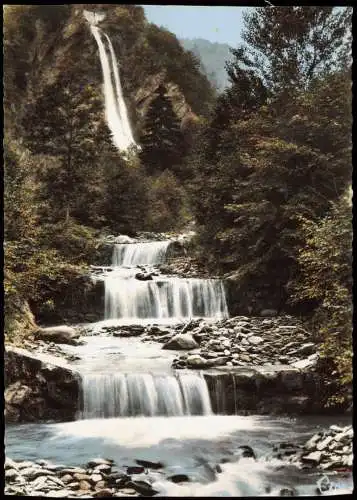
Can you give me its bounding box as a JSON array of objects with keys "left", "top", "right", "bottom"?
[
  {"left": 139, "top": 84, "right": 187, "bottom": 177},
  {"left": 22, "top": 73, "right": 114, "bottom": 224},
  {"left": 226, "top": 7, "right": 351, "bottom": 96}
]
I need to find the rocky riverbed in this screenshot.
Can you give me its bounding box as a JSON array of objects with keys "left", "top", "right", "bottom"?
[{"left": 5, "top": 423, "right": 353, "bottom": 497}]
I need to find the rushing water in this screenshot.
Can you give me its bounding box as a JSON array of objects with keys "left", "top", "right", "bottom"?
[
  {"left": 103, "top": 240, "right": 229, "bottom": 322},
  {"left": 81, "top": 371, "right": 212, "bottom": 418},
  {"left": 85, "top": 11, "right": 136, "bottom": 151},
  {"left": 5, "top": 415, "right": 353, "bottom": 496}
]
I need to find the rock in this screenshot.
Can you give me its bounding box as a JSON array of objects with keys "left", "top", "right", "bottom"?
[
  {"left": 46, "top": 490, "right": 72, "bottom": 497},
  {"left": 93, "top": 464, "right": 112, "bottom": 473},
  {"left": 316, "top": 436, "right": 333, "bottom": 451},
  {"left": 116, "top": 235, "right": 134, "bottom": 244},
  {"left": 5, "top": 469, "right": 19, "bottom": 481},
  {"left": 73, "top": 473, "right": 92, "bottom": 482},
  {"left": 248, "top": 335, "right": 264, "bottom": 345},
  {"left": 127, "top": 480, "right": 158, "bottom": 496},
  {"left": 126, "top": 466, "right": 145, "bottom": 475},
  {"left": 238, "top": 445, "right": 256, "bottom": 459},
  {"left": 280, "top": 487, "right": 297, "bottom": 496},
  {"left": 135, "top": 272, "right": 153, "bottom": 281},
  {"left": 260, "top": 309, "right": 278, "bottom": 317},
  {"left": 78, "top": 480, "right": 92, "bottom": 491},
  {"left": 34, "top": 325, "right": 79, "bottom": 345},
  {"left": 167, "top": 474, "right": 190, "bottom": 483},
  {"left": 302, "top": 451, "right": 322, "bottom": 465},
  {"left": 186, "top": 354, "right": 207, "bottom": 368},
  {"left": 94, "top": 488, "right": 113, "bottom": 497},
  {"left": 305, "top": 433, "right": 321, "bottom": 450},
  {"left": 60, "top": 474, "right": 73, "bottom": 484},
  {"left": 90, "top": 474, "right": 103, "bottom": 483},
  {"left": 135, "top": 459, "right": 164, "bottom": 470},
  {"left": 5, "top": 458, "right": 19, "bottom": 470},
  {"left": 162, "top": 333, "right": 199, "bottom": 350},
  {"left": 291, "top": 343, "right": 316, "bottom": 357}
]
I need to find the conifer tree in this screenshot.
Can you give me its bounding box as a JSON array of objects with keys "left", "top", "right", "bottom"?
[{"left": 139, "top": 84, "right": 186, "bottom": 176}]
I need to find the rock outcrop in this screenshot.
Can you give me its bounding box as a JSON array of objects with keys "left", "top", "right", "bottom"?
[{"left": 4, "top": 347, "right": 80, "bottom": 423}]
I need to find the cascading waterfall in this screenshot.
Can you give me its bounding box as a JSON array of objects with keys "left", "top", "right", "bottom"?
[
  {"left": 105, "top": 276, "right": 228, "bottom": 320},
  {"left": 104, "top": 240, "right": 229, "bottom": 321},
  {"left": 84, "top": 11, "right": 136, "bottom": 151},
  {"left": 113, "top": 241, "right": 171, "bottom": 266},
  {"left": 80, "top": 372, "right": 212, "bottom": 419}
]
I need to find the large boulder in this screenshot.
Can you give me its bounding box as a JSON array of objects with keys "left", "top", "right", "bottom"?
[
  {"left": 162, "top": 333, "right": 199, "bottom": 350},
  {"left": 4, "top": 347, "right": 80, "bottom": 423},
  {"left": 34, "top": 326, "right": 80, "bottom": 345}
]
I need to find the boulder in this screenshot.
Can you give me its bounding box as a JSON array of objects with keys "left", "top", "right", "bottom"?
[
  {"left": 35, "top": 326, "right": 80, "bottom": 345},
  {"left": 162, "top": 334, "right": 199, "bottom": 350}
]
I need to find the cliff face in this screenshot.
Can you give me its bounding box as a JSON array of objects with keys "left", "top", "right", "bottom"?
[{"left": 5, "top": 5, "right": 211, "bottom": 138}]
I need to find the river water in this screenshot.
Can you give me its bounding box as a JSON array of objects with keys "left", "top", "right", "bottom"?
[{"left": 6, "top": 239, "right": 353, "bottom": 496}]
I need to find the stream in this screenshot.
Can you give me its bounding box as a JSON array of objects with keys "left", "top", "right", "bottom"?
[{"left": 5, "top": 238, "right": 353, "bottom": 496}]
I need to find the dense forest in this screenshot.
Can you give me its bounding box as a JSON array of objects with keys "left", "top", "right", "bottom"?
[{"left": 4, "top": 5, "right": 352, "bottom": 407}]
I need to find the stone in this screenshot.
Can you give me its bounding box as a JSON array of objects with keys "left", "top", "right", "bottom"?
[
  {"left": 5, "top": 469, "right": 19, "bottom": 481},
  {"left": 135, "top": 459, "right": 164, "bottom": 470},
  {"left": 45, "top": 490, "right": 71, "bottom": 497},
  {"left": 238, "top": 445, "right": 256, "bottom": 459},
  {"left": 127, "top": 480, "right": 158, "bottom": 496},
  {"left": 74, "top": 473, "right": 92, "bottom": 482},
  {"left": 90, "top": 474, "right": 103, "bottom": 483},
  {"left": 162, "top": 333, "right": 199, "bottom": 350},
  {"left": 94, "top": 488, "right": 113, "bottom": 497},
  {"left": 126, "top": 466, "right": 145, "bottom": 475},
  {"left": 316, "top": 436, "right": 333, "bottom": 451},
  {"left": 21, "top": 467, "right": 55, "bottom": 480},
  {"left": 248, "top": 335, "right": 264, "bottom": 345},
  {"left": 186, "top": 354, "right": 206, "bottom": 368},
  {"left": 35, "top": 325, "right": 80, "bottom": 345},
  {"left": 93, "top": 463, "right": 112, "bottom": 473},
  {"left": 60, "top": 474, "right": 73, "bottom": 484},
  {"left": 5, "top": 457, "right": 19, "bottom": 470},
  {"left": 260, "top": 309, "right": 278, "bottom": 317},
  {"left": 78, "top": 480, "right": 92, "bottom": 491},
  {"left": 301, "top": 451, "right": 322, "bottom": 465},
  {"left": 167, "top": 474, "right": 190, "bottom": 483},
  {"left": 305, "top": 434, "right": 321, "bottom": 450},
  {"left": 280, "top": 487, "right": 297, "bottom": 496}
]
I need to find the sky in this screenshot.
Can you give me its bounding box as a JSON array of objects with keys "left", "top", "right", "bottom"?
[{"left": 143, "top": 5, "right": 249, "bottom": 47}]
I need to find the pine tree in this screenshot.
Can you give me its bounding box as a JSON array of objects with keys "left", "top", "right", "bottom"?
[
  {"left": 22, "top": 72, "right": 114, "bottom": 225},
  {"left": 139, "top": 84, "right": 186, "bottom": 176}
]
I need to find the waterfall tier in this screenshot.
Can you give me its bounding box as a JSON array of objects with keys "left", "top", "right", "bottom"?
[
  {"left": 112, "top": 241, "right": 171, "bottom": 266},
  {"left": 104, "top": 276, "right": 228, "bottom": 321},
  {"left": 80, "top": 372, "right": 212, "bottom": 418}
]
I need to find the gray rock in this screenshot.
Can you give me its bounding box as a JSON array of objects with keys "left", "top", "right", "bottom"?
[
  {"left": 316, "top": 436, "right": 333, "bottom": 451},
  {"left": 260, "top": 309, "right": 278, "bottom": 317},
  {"left": 301, "top": 451, "right": 322, "bottom": 465},
  {"left": 305, "top": 433, "right": 321, "bottom": 450},
  {"left": 186, "top": 354, "right": 207, "bottom": 368},
  {"left": 5, "top": 469, "right": 19, "bottom": 481},
  {"left": 248, "top": 335, "right": 264, "bottom": 345},
  {"left": 162, "top": 333, "right": 199, "bottom": 350},
  {"left": 35, "top": 325, "right": 79, "bottom": 345}
]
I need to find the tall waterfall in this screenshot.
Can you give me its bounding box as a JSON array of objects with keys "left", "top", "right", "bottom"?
[
  {"left": 84, "top": 11, "right": 136, "bottom": 151},
  {"left": 81, "top": 372, "right": 212, "bottom": 418}
]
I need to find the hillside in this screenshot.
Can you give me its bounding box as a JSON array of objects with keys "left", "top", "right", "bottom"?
[{"left": 180, "top": 37, "right": 234, "bottom": 93}]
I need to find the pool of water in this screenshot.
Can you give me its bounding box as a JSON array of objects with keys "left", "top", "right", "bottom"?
[{"left": 5, "top": 414, "right": 353, "bottom": 496}]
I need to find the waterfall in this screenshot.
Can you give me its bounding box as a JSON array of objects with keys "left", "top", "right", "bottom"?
[
  {"left": 105, "top": 276, "right": 228, "bottom": 321},
  {"left": 85, "top": 13, "right": 136, "bottom": 151},
  {"left": 112, "top": 241, "right": 172, "bottom": 266},
  {"left": 80, "top": 372, "right": 212, "bottom": 419}
]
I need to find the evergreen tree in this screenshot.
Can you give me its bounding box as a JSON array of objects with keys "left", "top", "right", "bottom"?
[
  {"left": 139, "top": 84, "right": 186, "bottom": 177},
  {"left": 22, "top": 72, "right": 114, "bottom": 225}
]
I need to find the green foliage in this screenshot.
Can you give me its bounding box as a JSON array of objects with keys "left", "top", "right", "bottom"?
[
  {"left": 102, "top": 153, "right": 150, "bottom": 236},
  {"left": 139, "top": 84, "right": 187, "bottom": 177},
  {"left": 292, "top": 194, "right": 353, "bottom": 405},
  {"left": 147, "top": 170, "right": 189, "bottom": 232}
]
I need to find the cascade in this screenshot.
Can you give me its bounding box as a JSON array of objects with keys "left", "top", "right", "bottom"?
[
  {"left": 103, "top": 240, "right": 229, "bottom": 322},
  {"left": 84, "top": 11, "right": 136, "bottom": 151},
  {"left": 80, "top": 372, "right": 212, "bottom": 419},
  {"left": 113, "top": 241, "right": 171, "bottom": 266}
]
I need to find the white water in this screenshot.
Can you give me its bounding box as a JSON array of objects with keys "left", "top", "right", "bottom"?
[
  {"left": 81, "top": 372, "right": 212, "bottom": 418},
  {"left": 104, "top": 239, "right": 229, "bottom": 321},
  {"left": 105, "top": 275, "right": 228, "bottom": 321},
  {"left": 85, "top": 14, "right": 135, "bottom": 151},
  {"left": 113, "top": 241, "right": 171, "bottom": 266}
]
